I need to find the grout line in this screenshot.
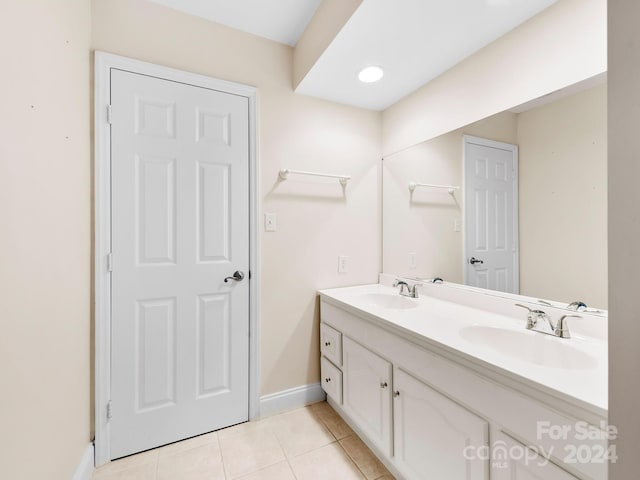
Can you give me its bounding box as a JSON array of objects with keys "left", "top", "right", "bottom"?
[
  {"left": 336, "top": 440, "right": 369, "bottom": 480},
  {"left": 217, "top": 434, "right": 230, "bottom": 480},
  {"left": 287, "top": 459, "right": 300, "bottom": 480}
]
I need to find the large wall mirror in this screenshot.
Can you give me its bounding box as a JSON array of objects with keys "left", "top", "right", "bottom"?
[{"left": 382, "top": 75, "right": 607, "bottom": 310}]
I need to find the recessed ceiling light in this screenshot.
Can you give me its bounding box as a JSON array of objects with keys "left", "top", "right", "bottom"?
[{"left": 358, "top": 66, "right": 384, "bottom": 83}]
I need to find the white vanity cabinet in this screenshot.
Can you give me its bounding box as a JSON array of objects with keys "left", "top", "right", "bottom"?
[
  {"left": 342, "top": 336, "right": 393, "bottom": 457},
  {"left": 319, "top": 297, "right": 606, "bottom": 480},
  {"left": 491, "top": 431, "right": 579, "bottom": 480},
  {"left": 393, "top": 367, "right": 489, "bottom": 479}
]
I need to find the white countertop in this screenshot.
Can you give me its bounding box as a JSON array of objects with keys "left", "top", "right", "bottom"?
[{"left": 318, "top": 283, "right": 608, "bottom": 417}]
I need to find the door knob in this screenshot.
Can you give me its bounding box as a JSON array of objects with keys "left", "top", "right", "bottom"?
[
  {"left": 224, "top": 271, "right": 245, "bottom": 283},
  {"left": 469, "top": 257, "right": 484, "bottom": 265}
]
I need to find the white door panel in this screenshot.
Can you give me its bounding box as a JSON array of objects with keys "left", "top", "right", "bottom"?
[
  {"left": 464, "top": 137, "right": 518, "bottom": 293},
  {"left": 110, "top": 69, "right": 249, "bottom": 459}
]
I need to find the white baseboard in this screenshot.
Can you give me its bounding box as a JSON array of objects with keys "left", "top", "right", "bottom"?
[
  {"left": 71, "top": 443, "right": 94, "bottom": 480},
  {"left": 259, "top": 382, "right": 326, "bottom": 418}
]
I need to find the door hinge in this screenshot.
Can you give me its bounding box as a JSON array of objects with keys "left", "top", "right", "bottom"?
[
  {"left": 106, "top": 105, "right": 113, "bottom": 125},
  {"left": 512, "top": 169, "right": 516, "bottom": 181},
  {"left": 106, "top": 253, "right": 113, "bottom": 272},
  {"left": 106, "top": 401, "right": 112, "bottom": 421}
]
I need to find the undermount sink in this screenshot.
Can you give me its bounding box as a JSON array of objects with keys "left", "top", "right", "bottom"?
[
  {"left": 357, "top": 292, "right": 418, "bottom": 310},
  {"left": 459, "top": 325, "right": 598, "bottom": 370}
]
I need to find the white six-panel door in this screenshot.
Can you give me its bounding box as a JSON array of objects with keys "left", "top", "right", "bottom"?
[
  {"left": 110, "top": 69, "right": 249, "bottom": 458},
  {"left": 464, "top": 136, "right": 519, "bottom": 294}
]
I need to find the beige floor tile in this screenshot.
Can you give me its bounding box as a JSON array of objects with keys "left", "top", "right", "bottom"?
[
  {"left": 289, "top": 443, "right": 365, "bottom": 480},
  {"left": 269, "top": 407, "right": 335, "bottom": 458},
  {"left": 157, "top": 431, "right": 219, "bottom": 457},
  {"left": 311, "top": 401, "right": 355, "bottom": 440},
  {"left": 219, "top": 424, "right": 286, "bottom": 478},
  {"left": 340, "top": 435, "right": 391, "bottom": 479},
  {"left": 156, "top": 444, "right": 225, "bottom": 480},
  {"left": 217, "top": 418, "right": 271, "bottom": 440},
  {"left": 92, "top": 463, "right": 156, "bottom": 480},
  {"left": 235, "top": 461, "right": 296, "bottom": 480},
  {"left": 93, "top": 449, "right": 158, "bottom": 476}
]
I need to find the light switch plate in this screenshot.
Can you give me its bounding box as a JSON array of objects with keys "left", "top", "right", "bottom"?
[
  {"left": 265, "top": 213, "right": 277, "bottom": 232},
  {"left": 409, "top": 252, "right": 417, "bottom": 269},
  {"left": 338, "top": 256, "right": 349, "bottom": 273},
  {"left": 454, "top": 219, "right": 462, "bottom": 232}
]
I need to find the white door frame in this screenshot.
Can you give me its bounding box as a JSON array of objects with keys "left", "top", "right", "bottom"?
[
  {"left": 462, "top": 135, "right": 519, "bottom": 292},
  {"left": 94, "top": 51, "right": 260, "bottom": 466}
]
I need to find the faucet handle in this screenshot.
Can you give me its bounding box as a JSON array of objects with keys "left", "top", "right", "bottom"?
[
  {"left": 555, "top": 314, "right": 582, "bottom": 339},
  {"left": 514, "top": 303, "right": 533, "bottom": 313},
  {"left": 515, "top": 304, "right": 548, "bottom": 329},
  {"left": 393, "top": 279, "right": 407, "bottom": 287}
]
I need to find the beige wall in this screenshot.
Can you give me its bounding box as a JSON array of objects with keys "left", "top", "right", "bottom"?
[
  {"left": 383, "top": 85, "right": 607, "bottom": 307},
  {"left": 608, "top": 0, "right": 640, "bottom": 477},
  {"left": 381, "top": 0, "right": 607, "bottom": 156},
  {"left": 383, "top": 112, "right": 518, "bottom": 281},
  {"left": 91, "top": 0, "right": 382, "bottom": 397},
  {"left": 0, "top": 1, "right": 91, "bottom": 479},
  {"left": 519, "top": 84, "right": 607, "bottom": 307}
]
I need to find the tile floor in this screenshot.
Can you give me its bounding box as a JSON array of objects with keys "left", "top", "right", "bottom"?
[{"left": 92, "top": 401, "right": 395, "bottom": 480}]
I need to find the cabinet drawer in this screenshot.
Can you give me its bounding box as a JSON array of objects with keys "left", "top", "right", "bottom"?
[
  {"left": 320, "top": 323, "right": 342, "bottom": 366},
  {"left": 321, "top": 357, "right": 343, "bottom": 404}
]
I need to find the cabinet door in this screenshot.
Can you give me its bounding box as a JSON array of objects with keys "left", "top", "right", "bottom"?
[
  {"left": 491, "top": 431, "right": 579, "bottom": 480},
  {"left": 342, "top": 337, "right": 393, "bottom": 456},
  {"left": 394, "top": 368, "right": 489, "bottom": 480}
]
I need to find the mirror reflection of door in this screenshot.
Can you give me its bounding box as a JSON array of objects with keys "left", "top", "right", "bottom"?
[{"left": 463, "top": 136, "right": 519, "bottom": 293}]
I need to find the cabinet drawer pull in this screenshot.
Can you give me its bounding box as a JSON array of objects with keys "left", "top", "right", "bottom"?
[
  {"left": 324, "top": 341, "right": 331, "bottom": 347},
  {"left": 325, "top": 377, "right": 331, "bottom": 383},
  {"left": 380, "top": 381, "right": 388, "bottom": 389},
  {"left": 393, "top": 391, "right": 400, "bottom": 398}
]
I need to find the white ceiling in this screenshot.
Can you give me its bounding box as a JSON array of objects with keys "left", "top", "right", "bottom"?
[
  {"left": 296, "top": 0, "right": 559, "bottom": 110},
  {"left": 149, "top": 0, "right": 321, "bottom": 46},
  {"left": 149, "top": 0, "right": 560, "bottom": 111}
]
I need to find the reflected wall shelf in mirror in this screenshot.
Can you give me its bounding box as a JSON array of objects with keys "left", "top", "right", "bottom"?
[
  {"left": 278, "top": 168, "right": 351, "bottom": 186},
  {"left": 408, "top": 182, "right": 460, "bottom": 195}
]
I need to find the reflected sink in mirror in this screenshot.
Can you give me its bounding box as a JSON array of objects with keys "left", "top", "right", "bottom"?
[
  {"left": 459, "top": 325, "right": 598, "bottom": 370},
  {"left": 357, "top": 293, "right": 418, "bottom": 310}
]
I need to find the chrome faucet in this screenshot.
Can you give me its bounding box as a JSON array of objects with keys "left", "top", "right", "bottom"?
[
  {"left": 554, "top": 314, "right": 583, "bottom": 339},
  {"left": 393, "top": 279, "right": 421, "bottom": 298},
  {"left": 514, "top": 304, "right": 581, "bottom": 339}
]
